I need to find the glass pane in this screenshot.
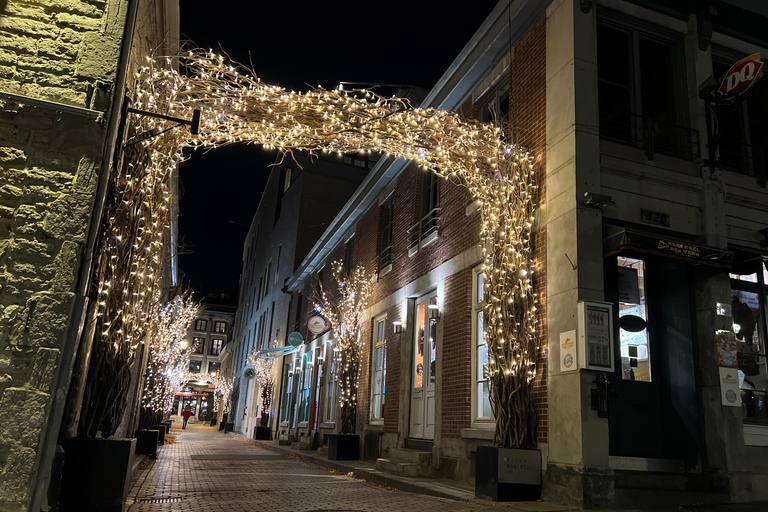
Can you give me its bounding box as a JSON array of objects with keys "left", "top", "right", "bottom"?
[
  {"left": 477, "top": 272, "right": 484, "bottom": 303},
  {"left": 428, "top": 318, "right": 437, "bottom": 385},
  {"left": 764, "top": 263, "right": 768, "bottom": 284},
  {"left": 732, "top": 290, "right": 764, "bottom": 354},
  {"left": 373, "top": 394, "right": 381, "bottom": 419},
  {"left": 478, "top": 343, "right": 489, "bottom": 381},
  {"left": 414, "top": 302, "right": 425, "bottom": 389},
  {"left": 375, "top": 346, "right": 384, "bottom": 374},
  {"left": 478, "top": 381, "right": 492, "bottom": 419},
  {"left": 377, "top": 319, "right": 385, "bottom": 343},
  {"left": 617, "top": 257, "right": 652, "bottom": 382}
]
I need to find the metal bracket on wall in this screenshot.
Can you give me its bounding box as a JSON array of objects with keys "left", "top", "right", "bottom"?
[{"left": 0, "top": 91, "right": 103, "bottom": 121}]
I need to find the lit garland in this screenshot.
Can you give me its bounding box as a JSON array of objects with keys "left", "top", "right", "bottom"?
[
  {"left": 313, "top": 262, "right": 375, "bottom": 434},
  {"left": 247, "top": 351, "right": 275, "bottom": 428},
  {"left": 169, "top": 371, "right": 234, "bottom": 415},
  {"left": 117, "top": 48, "right": 538, "bottom": 448},
  {"left": 139, "top": 291, "right": 201, "bottom": 429}
]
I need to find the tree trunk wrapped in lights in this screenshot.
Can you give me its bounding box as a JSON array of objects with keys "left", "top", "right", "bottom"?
[
  {"left": 247, "top": 351, "right": 275, "bottom": 428},
  {"left": 125, "top": 48, "right": 538, "bottom": 448},
  {"left": 139, "top": 292, "right": 201, "bottom": 430},
  {"left": 313, "top": 262, "right": 375, "bottom": 434}
]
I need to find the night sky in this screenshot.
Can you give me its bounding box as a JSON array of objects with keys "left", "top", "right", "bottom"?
[{"left": 177, "top": 1, "right": 499, "bottom": 299}]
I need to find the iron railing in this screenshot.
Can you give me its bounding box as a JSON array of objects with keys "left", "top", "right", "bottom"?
[
  {"left": 599, "top": 107, "right": 701, "bottom": 161},
  {"left": 407, "top": 207, "right": 440, "bottom": 254}
]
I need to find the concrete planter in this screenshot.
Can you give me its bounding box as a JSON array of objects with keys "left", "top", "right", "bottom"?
[
  {"left": 475, "top": 446, "right": 541, "bottom": 501},
  {"left": 218, "top": 420, "right": 225, "bottom": 431},
  {"left": 224, "top": 422, "right": 234, "bottom": 433},
  {"left": 59, "top": 438, "right": 136, "bottom": 512},
  {"left": 134, "top": 430, "right": 159, "bottom": 459},
  {"left": 254, "top": 426, "right": 271, "bottom": 440},
  {"left": 326, "top": 434, "right": 360, "bottom": 461}
]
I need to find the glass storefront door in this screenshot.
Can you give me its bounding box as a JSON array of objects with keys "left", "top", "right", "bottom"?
[{"left": 409, "top": 293, "right": 437, "bottom": 439}]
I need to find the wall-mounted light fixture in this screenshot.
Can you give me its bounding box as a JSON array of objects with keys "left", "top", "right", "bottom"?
[
  {"left": 393, "top": 321, "right": 404, "bottom": 334},
  {"left": 428, "top": 304, "right": 440, "bottom": 320},
  {"left": 123, "top": 104, "right": 201, "bottom": 148}
]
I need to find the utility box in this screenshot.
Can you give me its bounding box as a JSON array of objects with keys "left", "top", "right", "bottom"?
[{"left": 577, "top": 300, "right": 614, "bottom": 372}]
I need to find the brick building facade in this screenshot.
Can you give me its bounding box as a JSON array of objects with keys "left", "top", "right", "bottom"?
[{"left": 237, "top": 0, "right": 768, "bottom": 507}]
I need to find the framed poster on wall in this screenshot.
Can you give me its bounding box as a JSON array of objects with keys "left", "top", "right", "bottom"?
[{"left": 577, "top": 300, "right": 614, "bottom": 372}]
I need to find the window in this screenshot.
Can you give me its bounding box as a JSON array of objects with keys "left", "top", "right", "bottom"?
[
  {"left": 275, "top": 166, "right": 292, "bottom": 224},
  {"left": 194, "top": 319, "right": 208, "bottom": 331},
  {"left": 282, "top": 361, "right": 294, "bottom": 423},
  {"left": 596, "top": 13, "right": 697, "bottom": 160},
  {"left": 208, "top": 361, "right": 221, "bottom": 375},
  {"left": 378, "top": 199, "right": 394, "bottom": 274},
  {"left": 344, "top": 236, "right": 355, "bottom": 274},
  {"left": 370, "top": 316, "right": 387, "bottom": 423},
  {"left": 479, "top": 85, "right": 510, "bottom": 138},
  {"left": 730, "top": 261, "right": 768, "bottom": 424},
  {"left": 293, "top": 294, "right": 303, "bottom": 333},
  {"left": 713, "top": 51, "right": 768, "bottom": 178},
  {"left": 189, "top": 359, "right": 202, "bottom": 373},
  {"left": 194, "top": 337, "right": 205, "bottom": 354},
  {"left": 473, "top": 269, "right": 492, "bottom": 423},
  {"left": 275, "top": 245, "right": 281, "bottom": 285},
  {"left": 408, "top": 171, "right": 438, "bottom": 255},
  {"left": 617, "top": 257, "right": 652, "bottom": 382},
  {"left": 210, "top": 338, "right": 224, "bottom": 356},
  {"left": 298, "top": 353, "right": 313, "bottom": 423},
  {"left": 324, "top": 344, "right": 339, "bottom": 422},
  {"left": 264, "top": 263, "right": 271, "bottom": 298},
  {"left": 213, "top": 321, "right": 227, "bottom": 333}
]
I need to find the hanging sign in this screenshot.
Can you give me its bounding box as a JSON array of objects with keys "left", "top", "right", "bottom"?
[
  {"left": 287, "top": 331, "right": 304, "bottom": 347},
  {"left": 308, "top": 316, "right": 327, "bottom": 334},
  {"left": 718, "top": 53, "right": 763, "bottom": 100}
]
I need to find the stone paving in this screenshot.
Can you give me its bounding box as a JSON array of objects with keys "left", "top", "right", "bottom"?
[{"left": 125, "top": 422, "right": 571, "bottom": 512}]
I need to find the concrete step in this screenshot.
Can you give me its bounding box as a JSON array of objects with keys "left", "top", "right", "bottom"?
[
  {"left": 388, "top": 448, "right": 432, "bottom": 464},
  {"left": 317, "top": 445, "right": 328, "bottom": 457},
  {"left": 291, "top": 439, "right": 313, "bottom": 451},
  {"left": 375, "top": 458, "right": 427, "bottom": 477},
  {"left": 613, "top": 488, "right": 732, "bottom": 508}
]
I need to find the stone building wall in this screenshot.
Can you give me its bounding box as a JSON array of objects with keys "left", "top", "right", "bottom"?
[{"left": 0, "top": 0, "right": 130, "bottom": 509}]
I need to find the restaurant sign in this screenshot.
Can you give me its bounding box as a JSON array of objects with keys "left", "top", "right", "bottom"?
[{"left": 718, "top": 53, "right": 763, "bottom": 101}]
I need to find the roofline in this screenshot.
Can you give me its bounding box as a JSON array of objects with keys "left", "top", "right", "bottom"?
[{"left": 284, "top": 0, "right": 548, "bottom": 294}]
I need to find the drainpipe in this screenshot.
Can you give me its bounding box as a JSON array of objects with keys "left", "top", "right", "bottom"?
[{"left": 31, "top": 0, "right": 141, "bottom": 510}]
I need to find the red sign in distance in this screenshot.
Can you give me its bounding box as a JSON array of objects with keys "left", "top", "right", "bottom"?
[
  {"left": 308, "top": 316, "right": 326, "bottom": 334},
  {"left": 718, "top": 53, "right": 763, "bottom": 97}
]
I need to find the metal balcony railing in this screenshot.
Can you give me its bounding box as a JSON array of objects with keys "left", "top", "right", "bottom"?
[
  {"left": 378, "top": 244, "right": 392, "bottom": 272},
  {"left": 599, "top": 107, "right": 701, "bottom": 161},
  {"left": 407, "top": 207, "right": 440, "bottom": 254}
]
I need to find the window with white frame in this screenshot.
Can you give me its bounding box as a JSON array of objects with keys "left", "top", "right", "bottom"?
[
  {"left": 473, "top": 268, "right": 493, "bottom": 424},
  {"left": 210, "top": 338, "right": 224, "bottom": 356},
  {"left": 213, "top": 321, "right": 227, "bottom": 333},
  {"left": 194, "top": 319, "right": 208, "bottom": 331},
  {"left": 324, "top": 344, "right": 339, "bottom": 422},
  {"left": 370, "top": 316, "right": 387, "bottom": 423}
]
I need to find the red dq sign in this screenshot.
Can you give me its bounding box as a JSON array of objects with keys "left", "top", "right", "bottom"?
[{"left": 718, "top": 53, "right": 763, "bottom": 98}]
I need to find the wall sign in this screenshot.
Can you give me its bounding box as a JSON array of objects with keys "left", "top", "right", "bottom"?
[
  {"left": 308, "top": 316, "right": 327, "bottom": 334},
  {"left": 718, "top": 53, "right": 763, "bottom": 100},
  {"left": 719, "top": 367, "right": 741, "bottom": 407},
  {"left": 577, "top": 301, "right": 614, "bottom": 372},
  {"left": 559, "top": 330, "right": 578, "bottom": 373},
  {"left": 287, "top": 331, "right": 304, "bottom": 347}
]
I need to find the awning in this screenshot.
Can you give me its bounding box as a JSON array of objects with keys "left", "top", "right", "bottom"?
[
  {"left": 259, "top": 345, "right": 298, "bottom": 359},
  {"left": 604, "top": 229, "right": 733, "bottom": 267}
]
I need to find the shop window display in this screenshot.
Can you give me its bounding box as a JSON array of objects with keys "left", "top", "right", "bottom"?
[{"left": 730, "top": 263, "right": 768, "bottom": 423}]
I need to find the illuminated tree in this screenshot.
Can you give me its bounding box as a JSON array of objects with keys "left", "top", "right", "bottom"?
[
  {"left": 139, "top": 292, "right": 201, "bottom": 429},
  {"left": 247, "top": 351, "right": 275, "bottom": 428},
  {"left": 312, "top": 262, "right": 375, "bottom": 434}
]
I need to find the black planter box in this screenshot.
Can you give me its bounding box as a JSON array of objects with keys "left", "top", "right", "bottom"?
[
  {"left": 210, "top": 417, "right": 217, "bottom": 427},
  {"left": 253, "top": 426, "right": 271, "bottom": 440},
  {"left": 154, "top": 423, "right": 169, "bottom": 436},
  {"left": 218, "top": 421, "right": 225, "bottom": 431},
  {"left": 59, "top": 438, "right": 136, "bottom": 512},
  {"left": 162, "top": 420, "right": 172, "bottom": 430},
  {"left": 148, "top": 427, "right": 164, "bottom": 445},
  {"left": 475, "top": 445, "right": 541, "bottom": 501},
  {"left": 134, "top": 430, "right": 159, "bottom": 459},
  {"left": 224, "top": 422, "right": 234, "bottom": 433},
  {"left": 326, "top": 434, "right": 360, "bottom": 460}
]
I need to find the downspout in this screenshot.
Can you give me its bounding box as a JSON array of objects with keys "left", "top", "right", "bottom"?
[{"left": 31, "top": 0, "right": 141, "bottom": 510}]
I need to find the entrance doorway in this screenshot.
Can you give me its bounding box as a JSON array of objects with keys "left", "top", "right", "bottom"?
[
  {"left": 605, "top": 254, "right": 701, "bottom": 465},
  {"left": 409, "top": 292, "right": 437, "bottom": 439}
]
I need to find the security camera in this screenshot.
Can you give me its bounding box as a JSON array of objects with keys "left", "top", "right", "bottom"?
[{"left": 583, "top": 192, "right": 615, "bottom": 207}]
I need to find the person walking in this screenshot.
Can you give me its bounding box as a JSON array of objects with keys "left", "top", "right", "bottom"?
[{"left": 182, "top": 405, "right": 192, "bottom": 429}]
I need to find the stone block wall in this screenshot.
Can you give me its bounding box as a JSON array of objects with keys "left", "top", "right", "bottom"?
[{"left": 0, "top": 0, "right": 129, "bottom": 509}]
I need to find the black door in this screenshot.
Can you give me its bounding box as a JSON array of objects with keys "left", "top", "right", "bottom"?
[{"left": 605, "top": 255, "right": 701, "bottom": 465}]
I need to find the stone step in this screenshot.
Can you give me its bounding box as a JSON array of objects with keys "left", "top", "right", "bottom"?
[
  {"left": 613, "top": 488, "right": 732, "bottom": 509},
  {"left": 375, "top": 458, "right": 429, "bottom": 477},
  {"left": 388, "top": 447, "right": 432, "bottom": 464},
  {"left": 291, "top": 439, "right": 313, "bottom": 451},
  {"left": 614, "top": 470, "right": 729, "bottom": 493}
]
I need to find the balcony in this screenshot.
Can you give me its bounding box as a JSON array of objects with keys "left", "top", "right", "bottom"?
[
  {"left": 407, "top": 207, "right": 440, "bottom": 257},
  {"left": 599, "top": 107, "right": 701, "bottom": 162}
]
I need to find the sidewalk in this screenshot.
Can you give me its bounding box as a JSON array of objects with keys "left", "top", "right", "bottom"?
[{"left": 126, "top": 422, "right": 768, "bottom": 512}]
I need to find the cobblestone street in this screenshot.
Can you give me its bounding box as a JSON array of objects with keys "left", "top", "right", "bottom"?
[{"left": 126, "top": 422, "right": 569, "bottom": 512}]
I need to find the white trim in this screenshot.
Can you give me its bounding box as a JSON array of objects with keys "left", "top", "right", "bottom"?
[
  {"left": 369, "top": 313, "right": 388, "bottom": 425},
  {"left": 471, "top": 265, "right": 493, "bottom": 428}
]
